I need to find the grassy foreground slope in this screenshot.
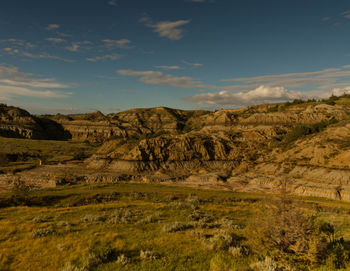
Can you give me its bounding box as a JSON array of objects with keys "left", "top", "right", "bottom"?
[{"left": 0, "top": 183, "right": 350, "bottom": 271}]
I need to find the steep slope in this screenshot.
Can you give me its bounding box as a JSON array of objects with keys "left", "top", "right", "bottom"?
[
  {"left": 0, "top": 104, "right": 69, "bottom": 140},
  {"left": 86, "top": 100, "right": 350, "bottom": 201},
  {"left": 45, "top": 107, "right": 210, "bottom": 143}
]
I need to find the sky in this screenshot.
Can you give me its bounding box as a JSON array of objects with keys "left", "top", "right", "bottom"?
[{"left": 1, "top": 0, "right": 350, "bottom": 114}]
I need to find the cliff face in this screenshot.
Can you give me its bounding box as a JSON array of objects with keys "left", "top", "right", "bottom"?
[
  {"left": 44, "top": 107, "right": 211, "bottom": 143},
  {"left": 85, "top": 101, "right": 350, "bottom": 201},
  {"left": 0, "top": 104, "right": 69, "bottom": 140},
  {"left": 3, "top": 100, "right": 350, "bottom": 202}
]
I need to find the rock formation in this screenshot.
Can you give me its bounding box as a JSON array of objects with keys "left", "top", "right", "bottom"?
[{"left": 2, "top": 98, "right": 350, "bottom": 202}]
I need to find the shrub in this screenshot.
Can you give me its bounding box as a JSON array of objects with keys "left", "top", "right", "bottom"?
[
  {"left": 117, "top": 254, "right": 130, "bottom": 265},
  {"left": 63, "top": 241, "right": 115, "bottom": 271},
  {"left": 252, "top": 188, "right": 346, "bottom": 266},
  {"left": 250, "top": 257, "right": 279, "bottom": 271},
  {"left": 140, "top": 250, "right": 158, "bottom": 260},
  {"left": 107, "top": 208, "right": 136, "bottom": 224},
  {"left": 162, "top": 222, "right": 193, "bottom": 233},
  {"left": 137, "top": 215, "right": 158, "bottom": 224},
  {"left": 32, "top": 227, "right": 56, "bottom": 238},
  {"left": 284, "top": 120, "right": 337, "bottom": 143},
  {"left": 325, "top": 242, "right": 347, "bottom": 269},
  {"left": 209, "top": 253, "right": 231, "bottom": 271},
  {"left": 219, "top": 217, "right": 240, "bottom": 230},
  {"left": 61, "top": 262, "right": 83, "bottom": 271},
  {"left": 80, "top": 214, "right": 104, "bottom": 223},
  {"left": 87, "top": 240, "right": 114, "bottom": 264},
  {"left": 32, "top": 215, "right": 50, "bottom": 223},
  {"left": 206, "top": 230, "right": 243, "bottom": 251}
]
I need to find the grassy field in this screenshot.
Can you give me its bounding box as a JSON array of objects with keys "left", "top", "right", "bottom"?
[
  {"left": 0, "top": 137, "right": 96, "bottom": 173},
  {"left": 0, "top": 183, "right": 350, "bottom": 271}
]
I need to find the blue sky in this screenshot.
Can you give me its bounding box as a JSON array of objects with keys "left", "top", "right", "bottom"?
[{"left": 1, "top": 0, "right": 350, "bottom": 114}]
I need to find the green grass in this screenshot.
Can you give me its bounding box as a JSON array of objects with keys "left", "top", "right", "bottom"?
[
  {"left": 0, "top": 137, "right": 96, "bottom": 173},
  {"left": 0, "top": 183, "right": 350, "bottom": 270}
]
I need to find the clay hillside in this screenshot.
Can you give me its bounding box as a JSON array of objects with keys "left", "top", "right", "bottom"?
[{"left": 1, "top": 95, "right": 350, "bottom": 201}]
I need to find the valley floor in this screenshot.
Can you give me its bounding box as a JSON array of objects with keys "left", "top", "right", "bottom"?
[{"left": 0, "top": 183, "right": 350, "bottom": 270}]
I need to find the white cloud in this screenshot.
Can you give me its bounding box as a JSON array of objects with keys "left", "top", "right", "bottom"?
[
  {"left": 341, "top": 11, "right": 350, "bottom": 19},
  {"left": 45, "top": 24, "right": 60, "bottom": 31},
  {"left": 184, "top": 86, "right": 305, "bottom": 106},
  {"left": 0, "top": 85, "right": 71, "bottom": 99},
  {"left": 117, "top": 69, "right": 202, "bottom": 88},
  {"left": 65, "top": 43, "right": 80, "bottom": 52},
  {"left": 315, "top": 86, "right": 350, "bottom": 99},
  {"left": 321, "top": 16, "right": 332, "bottom": 21},
  {"left": 183, "top": 60, "right": 203, "bottom": 67},
  {"left": 155, "top": 65, "right": 182, "bottom": 70},
  {"left": 65, "top": 41, "right": 92, "bottom": 52},
  {"left": 0, "top": 79, "right": 69, "bottom": 89},
  {"left": 0, "top": 64, "right": 72, "bottom": 100},
  {"left": 86, "top": 54, "right": 123, "bottom": 62},
  {"left": 102, "top": 39, "right": 133, "bottom": 49},
  {"left": 140, "top": 17, "right": 191, "bottom": 40},
  {"left": 46, "top": 37, "right": 66, "bottom": 43},
  {"left": 108, "top": 0, "right": 117, "bottom": 6},
  {"left": 3, "top": 47, "right": 73, "bottom": 62},
  {"left": 0, "top": 65, "right": 29, "bottom": 77},
  {"left": 0, "top": 39, "right": 36, "bottom": 50}
]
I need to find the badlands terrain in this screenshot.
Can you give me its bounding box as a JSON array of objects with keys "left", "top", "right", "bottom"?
[
  {"left": 2, "top": 98, "right": 350, "bottom": 270},
  {"left": 1, "top": 96, "right": 350, "bottom": 201}
]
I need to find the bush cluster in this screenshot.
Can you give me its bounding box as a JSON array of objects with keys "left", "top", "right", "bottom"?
[{"left": 285, "top": 120, "right": 337, "bottom": 143}]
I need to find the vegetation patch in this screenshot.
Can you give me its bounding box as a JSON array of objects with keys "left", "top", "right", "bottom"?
[{"left": 0, "top": 183, "right": 349, "bottom": 270}]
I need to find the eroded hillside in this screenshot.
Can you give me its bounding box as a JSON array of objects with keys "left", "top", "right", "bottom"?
[{"left": 1, "top": 97, "right": 350, "bottom": 201}]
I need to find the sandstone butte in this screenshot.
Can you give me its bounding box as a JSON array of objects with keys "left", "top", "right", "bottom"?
[{"left": 1, "top": 99, "right": 350, "bottom": 201}]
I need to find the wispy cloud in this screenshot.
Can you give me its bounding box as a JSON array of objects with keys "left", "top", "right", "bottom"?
[
  {"left": 140, "top": 16, "right": 191, "bottom": 40},
  {"left": 3, "top": 47, "right": 73, "bottom": 62},
  {"left": 45, "top": 37, "right": 66, "bottom": 43},
  {"left": 0, "top": 85, "right": 70, "bottom": 99},
  {"left": 155, "top": 65, "right": 182, "bottom": 70},
  {"left": 45, "top": 24, "right": 60, "bottom": 31},
  {"left": 102, "top": 39, "right": 133, "bottom": 49},
  {"left": 117, "top": 69, "right": 202, "bottom": 88},
  {"left": 0, "top": 39, "right": 36, "bottom": 49},
  {"left": 0, "top": 79, "right": 69, "bottom": 89},
  {"left": 321, "top": 16, "right": 332, "bottom": 21},
  {"left": 86, "top": 54, "right": 123, "bottom": 62},
  {"left": 341, "top": 11, "right": 350, "bottom": 19},
  {"left": 183, "top": 60, "right": 203, "bottom": 67},
  {"left": 0, "top": 64, "right": 72, "bottom": 100},
  {"left": 220, "top": 67, "right": 350, "bottom": 89},
  {"left": 65, "top": 41, "right": 92, "bottom": 52},
  {"left": 108, "top": 0, "right": 118, "bottom": 6},
  {"left": 65, "top": 43, "right": 80, "bottom": 52},
  {"left": 184, "top": 65, "right": 350, "bottom": 106}
]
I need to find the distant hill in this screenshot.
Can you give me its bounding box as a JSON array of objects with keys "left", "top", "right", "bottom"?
[
  {"left": 0, "top": 104, "right": 70, "bottom": 140},
  {"left": 2, "top": 96, "right": 350, "bottom": 201}
]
